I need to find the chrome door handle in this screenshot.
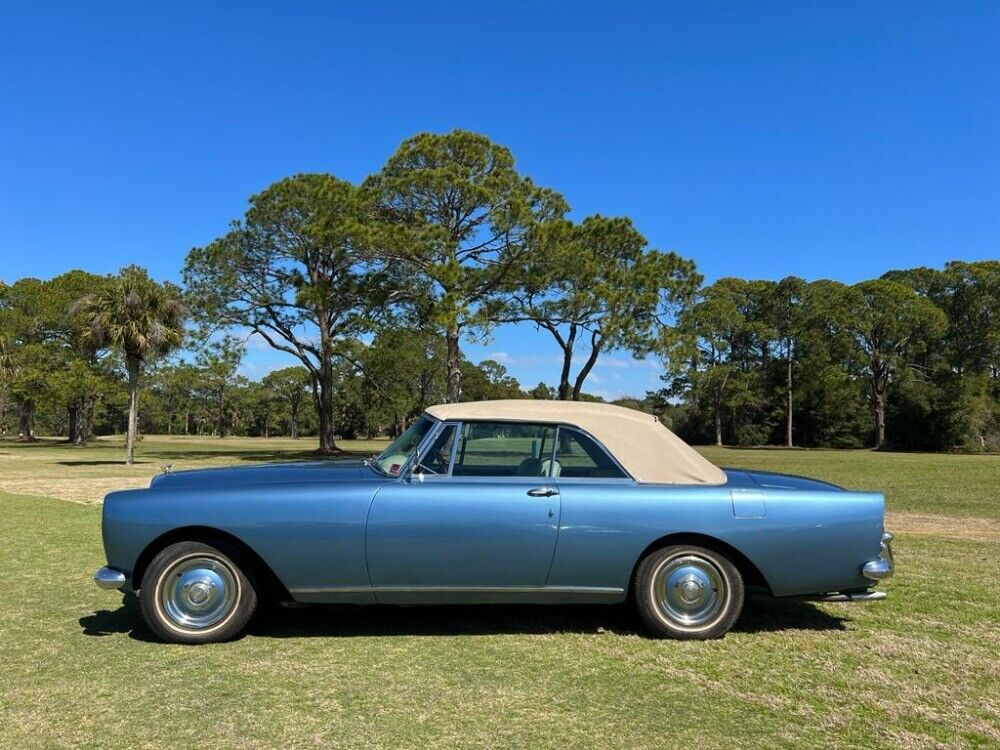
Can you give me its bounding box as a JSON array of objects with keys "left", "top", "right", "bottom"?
[{"left": 527, "top": 487, "right": 559, "bottom": 497}]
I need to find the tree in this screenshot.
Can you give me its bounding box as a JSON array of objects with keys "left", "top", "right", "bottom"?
[
  {"left": 459, "top": 358, "right": 524, "bottom": 402},
  {"left": 883, "top": 260, "right": 1000, "bottom": 450},
  {"left": 0, "top": 278, "right": 47, "bottom": 440},
  {"left": 501, "top": 216, "right": 700, "bottom": 400},
  {"left": 194, "top": 336, "right": 246, "bottom": 437},
  {"left": 184, "top": 174, "right": 391, "bottom": 452},
  {"left": 40, "top": 270, "right": 109, "bottom": 443},
  {"left": 75, "top": 266, "right": 186, "bottom": 464},
  {"left": 794, "top": 280, "right": 870, "bottom": 448},
  {"left": 665, "top": 279, "right": 769, "bottom": 446},
  {"left": 839, "top": 280, "right": 947, "bottom": 448},
  {"left": 527, "top": 381, "right": 556, "bottom": 400},
  {"left": 261, "top": 366, "right": 312, "bottom": 439},
  {"left": 0, "top": 333, "right": 13, "bottom": 435},
  {"left": 365, "top": 129, "right": 566, "bottom": 402},
  {"left": 355, "top": 330, "right": 447, "bottom": 436},
  {"left": 884, "top": 261, "right": 1000, "bottom": 378},
  {"left": 767, "top": 276, "right": 806, "bottom": 447},
  {"left": 149, "top": 363, "right": 200, "bottom": 434}
]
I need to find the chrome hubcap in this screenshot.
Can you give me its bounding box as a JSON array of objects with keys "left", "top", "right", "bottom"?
[
  {"left": 159, "top": 556, "right": 238, "bottom": 631},
  {"left": 653, "top": 554, "right": 726, "bottom": 628}
]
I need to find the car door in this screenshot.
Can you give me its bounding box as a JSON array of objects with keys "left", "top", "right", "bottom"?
[
  {"left": 544, "top": 426, "right": 638, "bottom": 592},
  {"left": 365, "top": 420, "right": 561, "bottom": 602}
]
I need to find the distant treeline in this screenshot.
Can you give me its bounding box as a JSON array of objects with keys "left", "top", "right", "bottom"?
[{"left": 1, "top": 131, "right": 997, "bottom": 457}]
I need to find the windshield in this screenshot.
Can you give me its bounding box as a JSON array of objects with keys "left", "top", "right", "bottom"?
[{"left": 373, "top": 416, "right": 435, "bottom": 476}]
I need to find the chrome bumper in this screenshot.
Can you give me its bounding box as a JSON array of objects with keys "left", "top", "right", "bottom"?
[
  {"left": 94, "top": 567, "right": 127, "bottom": 591},
  {"left": 862, "top": 531, "right": 894, "bottom": 581}
]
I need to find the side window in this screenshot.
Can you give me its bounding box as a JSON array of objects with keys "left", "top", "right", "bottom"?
[
  {"left": 414, "top": 424, "right": 457, "bottom": 476},
  {"left": 452, "top": 422, "right": 556, "bottom": 477},
  {"left": 554, "top": 428, "right": 627, "bottom": 479}
]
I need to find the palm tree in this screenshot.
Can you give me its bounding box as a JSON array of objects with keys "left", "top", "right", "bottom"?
[{"left": 75, "top": 266, "right": 186, "bottom": 464}]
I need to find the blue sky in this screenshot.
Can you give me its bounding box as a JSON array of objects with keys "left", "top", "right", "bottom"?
[{"left": 2, "top": 3, "right": 997, "bottom": 399}]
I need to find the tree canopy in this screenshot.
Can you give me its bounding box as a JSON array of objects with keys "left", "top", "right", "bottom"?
[{"left": 364, "top": 129, "right": 567, "bottom": 402}]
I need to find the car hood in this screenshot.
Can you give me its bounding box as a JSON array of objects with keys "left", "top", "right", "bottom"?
[
  {"left": 724, "top": 468, "right": 845, "bottom": 492},
  {"left": 148, "top": 459, "right": 385, "bottom": 490}
]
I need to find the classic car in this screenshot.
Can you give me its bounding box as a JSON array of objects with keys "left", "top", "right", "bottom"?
[{"left": 94, "top": 400, "right": 894, "bottom": 644}]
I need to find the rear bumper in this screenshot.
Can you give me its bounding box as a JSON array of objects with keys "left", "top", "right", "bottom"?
[
  {"left": 862, "top": 532, "right": 894, "bottom": 581},
  {"left": 94, "top": 566, "right": 127, "bottom": 591}
]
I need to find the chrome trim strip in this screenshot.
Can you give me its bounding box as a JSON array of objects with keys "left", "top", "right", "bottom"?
[
  {"left": 289, "top": 585, "right": 625, "bottom": 595},
  {"left": 94, "top": 566, "right": 127, "bottom": 591},
  {"left": 400, "top": 417, "right": 446, "bottom": 479},
  {"left": 816, "top": 591, "right": 887, "bottom": 602}
]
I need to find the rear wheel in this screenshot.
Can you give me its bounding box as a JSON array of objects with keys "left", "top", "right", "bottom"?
[
  {"left": 634, "top": 544, "right": 744, "bottom": 639},
  {"left": 139, "top": 540, "right": 257, "bottom": 644}
]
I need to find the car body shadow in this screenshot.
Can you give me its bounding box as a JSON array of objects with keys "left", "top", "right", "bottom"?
[{"left": 80, "top": 593, "right": 847, "bottom": 642}]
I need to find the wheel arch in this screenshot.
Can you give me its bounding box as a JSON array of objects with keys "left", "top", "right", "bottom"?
[
  {"left": 131, "top": 525, "right": 290, "bottom": 601},
  {"left": 628, "top": 532, "right": 772, "bottom": 597}
]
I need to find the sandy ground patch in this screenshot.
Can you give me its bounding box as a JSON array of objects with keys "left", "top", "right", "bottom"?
[
  {"left": 885, "top": 511, "right": 1000, "bottom": 543},
  {"left": 0, "top": 476, "right": 152, "bottom": 503}
]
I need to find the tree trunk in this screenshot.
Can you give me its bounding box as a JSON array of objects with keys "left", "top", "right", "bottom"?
[
  {"left": 557, "top": 353, "right": 572, "bottom": 400},
  {"left": 289, "top": 399, "right": 299, "bottom": 439},
  {"left": 315, "top": 367, "right": 337, "bottom": 453},
  {"left": 217, "top": 386, "right": 226, "bottom": 437},
  {"left": 125, "top": 356, "right": 140, "bottom": 464},
  {"left": 714, "top": 399, "right": 723, "bottom": 447},
  {"left": 557, "top": 324, "right": 577, "bottom": 400},
  {"left": 785, "top": 340, "right": 794, "bottom": 448},
  {"left": 67, "top": 403, "right": 80, "bottom": 444},
  {"left": 83, "top": 395, "right": 96, "bottom": 442},
  {"left": 571, "top": 339, "right": 602, "bottom": 401},
  {"left": 18, "top": 400, "right": 35, "bottom": 441},
  {"left": 873, "top": 389, "right": 886, "bottom": 449},
  {"left": 445, "top": 325, "right": 462, "bottom": 403}
]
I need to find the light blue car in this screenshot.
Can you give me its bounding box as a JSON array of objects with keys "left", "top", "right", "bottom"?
[{"left": 94, "top": 400, "right": 894, "bottom": 644}]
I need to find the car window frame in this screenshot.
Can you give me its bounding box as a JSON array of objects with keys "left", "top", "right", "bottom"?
[
  {"left": 397, "top": 416, "right": 446, "bottom": 480},
  {"left": 404, "top": 418, "right": 635, "bottom": 483},
  {"left": 551, "top": 424, "right": 634, "bottom": 482},
  {"left": 448, "top": 419, "right": 559, "bottom": 480},
  {"left": 410, "top": 420, "right": 461, "bottom": 478}
]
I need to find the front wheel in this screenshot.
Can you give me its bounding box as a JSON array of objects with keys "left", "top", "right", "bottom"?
[
  {"left": 139, "top": 540, "right": 257, "bottom": 644},
  {"left": 633, "top": 544, "right": 744, "bottom": 640}
]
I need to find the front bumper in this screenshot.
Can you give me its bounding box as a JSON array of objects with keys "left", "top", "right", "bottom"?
[
  {"left": 94, "top": 566, "right": 127, "bottom": 591},
  {"left": 862, "top": 531, "right": 894, "bottom": 581}
]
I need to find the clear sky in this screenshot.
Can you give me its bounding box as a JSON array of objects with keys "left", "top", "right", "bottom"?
[{"left": 2, "top": 3, "right": 997, "bottom": 398}]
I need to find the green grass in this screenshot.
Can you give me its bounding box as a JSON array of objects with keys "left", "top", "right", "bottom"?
[
  {"left": 0, "top": 436, "right": 997, "bottom": 749},
  {"left": 699, "top": 446, "right": 1000, "bottom": 519}
]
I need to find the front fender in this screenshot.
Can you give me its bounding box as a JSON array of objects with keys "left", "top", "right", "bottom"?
[{"left": 101, "top": 481, "right": 380, "bottom": 594}]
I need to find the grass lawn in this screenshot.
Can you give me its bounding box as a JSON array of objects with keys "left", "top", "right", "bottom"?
[{"left": 0, "top": 435, "right": 997, "bottom": 749}]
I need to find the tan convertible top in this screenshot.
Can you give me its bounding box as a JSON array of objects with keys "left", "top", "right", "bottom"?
[{"left": 425, "top": 400, "right": 727, "bottom": 485}]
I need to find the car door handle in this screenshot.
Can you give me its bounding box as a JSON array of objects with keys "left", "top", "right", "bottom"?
[{"left": 527, "top": 486, "right": 559, "bottom": 497}]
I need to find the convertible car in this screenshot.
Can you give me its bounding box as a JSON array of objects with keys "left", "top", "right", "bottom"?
[{"left": 95, "top": 400, "right": 894, "bottom": 644}]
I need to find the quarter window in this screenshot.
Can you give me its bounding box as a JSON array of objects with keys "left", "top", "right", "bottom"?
[
  {"left": 414, "top": 424, "right": 457, "bottom": 476},
  {"left": 452, "top": 422, "right": 556, "bottom": 477},
  {"left": 553, "top": 428, "right": 627, "bottom": 479}
]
